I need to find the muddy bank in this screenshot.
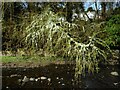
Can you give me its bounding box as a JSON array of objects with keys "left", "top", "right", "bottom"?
[
  {"left": 2, "top": 64, "right": 120, "bottom": 89},
  {"left": 2, "top": 64, "right": 76, "bottom": 89}
]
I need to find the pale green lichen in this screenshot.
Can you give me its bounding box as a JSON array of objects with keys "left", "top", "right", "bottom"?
[{"left": 25, "top": 7, "right": 111, "bottom": 78}]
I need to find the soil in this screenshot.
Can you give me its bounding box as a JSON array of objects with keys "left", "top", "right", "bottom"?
[{"left": 2, "top": 63, "right": 120, "bottom": 89}]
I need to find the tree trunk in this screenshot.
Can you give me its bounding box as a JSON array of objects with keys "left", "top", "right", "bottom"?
[
  {"left": 101, "top": 2, "right": 106, "bottom": 20},
  {"left": 66, "top": 2, "right": 73, "bottom": 23},
  {"left": 94, "top": 2, "right": 99, "bottom": 20},
  {"left": 108, "top": 2, "right": 113, "bottom": 15}
]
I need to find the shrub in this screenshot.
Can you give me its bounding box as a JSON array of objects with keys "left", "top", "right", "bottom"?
[{"left": 104, "top": 15, "right": 120, "bottom": 47}]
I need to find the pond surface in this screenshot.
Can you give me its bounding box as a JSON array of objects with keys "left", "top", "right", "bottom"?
[{"left": 2, "top": 64, "right": 120, "bottom": 89}]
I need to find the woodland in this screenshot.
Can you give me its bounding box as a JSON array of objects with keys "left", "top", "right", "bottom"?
[{"left": 1, "top": 2, "right": 120, "bottom": 77}]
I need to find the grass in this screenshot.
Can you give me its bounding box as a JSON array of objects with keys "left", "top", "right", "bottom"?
[
  {"left": 1, "top": 55, "right": 65, "bottom": 65},
  {"left": 2, "top": 56, "right": 28, "bottom": 63}
]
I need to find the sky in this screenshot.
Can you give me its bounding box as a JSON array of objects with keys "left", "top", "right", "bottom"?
[
  {"left": 84, "top": 1, "right": 120, "bottom": 11},
  {"left": 15, "top": 0, "right": 120, "bottom": 11},
  {"left": 84, "top": 2, "right": 101, "bottom": 11}
]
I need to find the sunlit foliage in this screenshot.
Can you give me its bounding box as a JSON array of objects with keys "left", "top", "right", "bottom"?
[{"left": 104, "top": 15, "right": 120, "bottom": 47}]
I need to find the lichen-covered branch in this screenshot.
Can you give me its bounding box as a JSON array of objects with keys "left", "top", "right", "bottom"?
[{"left": 25, "top": 7, "right": 111, "bottom": 77}]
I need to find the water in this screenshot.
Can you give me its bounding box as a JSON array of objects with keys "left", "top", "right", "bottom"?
[{"left": 2, "top": 64, "right": 120, "bottom": 89}]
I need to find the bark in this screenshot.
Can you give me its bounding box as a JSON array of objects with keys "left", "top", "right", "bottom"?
[
  {"left": 94, "top": 2, "right": 99, "bottom": 20},
  {"left": 101, "top": 2, "right": 106, "bottom": 20},
  {"left": 66, "top": 2, "right": 73, "bottom": 23}
]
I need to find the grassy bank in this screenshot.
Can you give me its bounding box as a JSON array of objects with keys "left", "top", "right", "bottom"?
[{"left": 1, "top": 55, "right": 66, "bottom": 67}]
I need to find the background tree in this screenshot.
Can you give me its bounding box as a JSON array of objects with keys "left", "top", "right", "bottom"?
[{"left": 101, "top": 2, "right": 107, "bottom": 20}]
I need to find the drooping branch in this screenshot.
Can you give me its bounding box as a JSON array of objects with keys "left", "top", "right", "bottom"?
[{"left": 25, "top": 7, "right": 111, "bottom": 77}]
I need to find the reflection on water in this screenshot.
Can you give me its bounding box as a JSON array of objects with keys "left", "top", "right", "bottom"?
[{"left": 2, "top": 64, "right": 120, "bottom": 89}]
